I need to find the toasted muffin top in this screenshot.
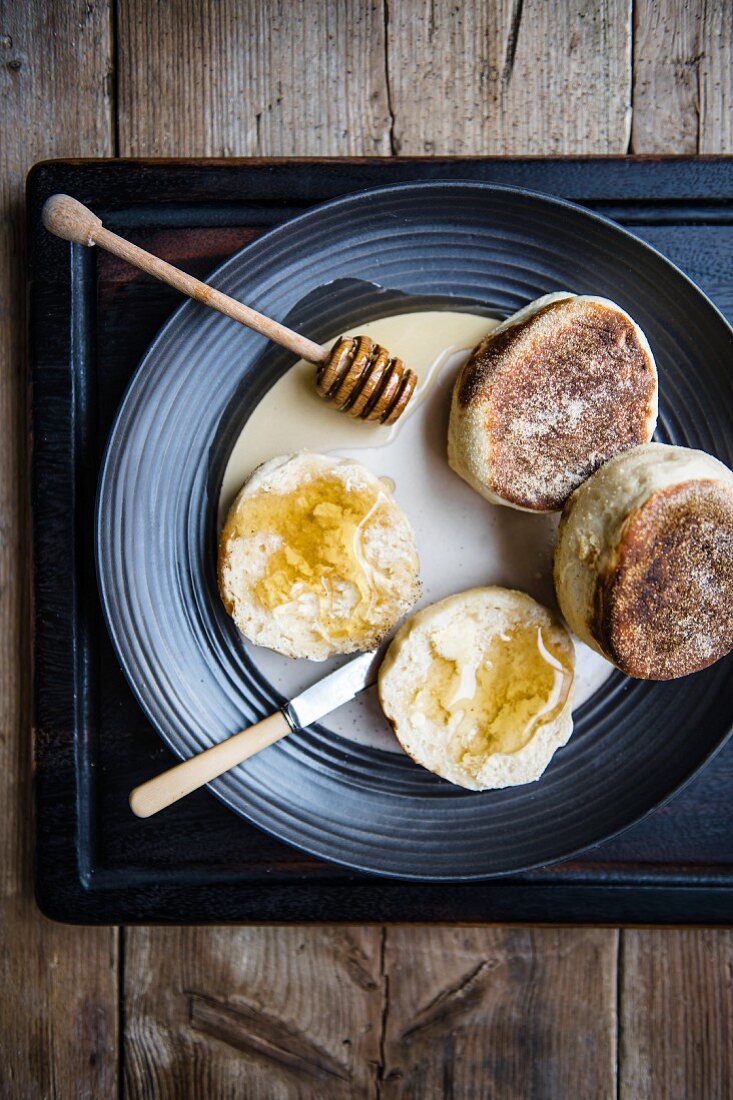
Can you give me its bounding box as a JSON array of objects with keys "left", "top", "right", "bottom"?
[
  {"left": 453, "top": 295, "right": 657, "bottom": 511},
  {"left": 593, "top": 478, "right": 733, "bottom": 679}
]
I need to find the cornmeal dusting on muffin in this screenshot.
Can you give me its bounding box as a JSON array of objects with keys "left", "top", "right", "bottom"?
[
  {"left": 449, "top": 294, "right": 658, "bottom": 512},
  {"left": 554, "top": 443, "right": 733, "bottom": 680}
]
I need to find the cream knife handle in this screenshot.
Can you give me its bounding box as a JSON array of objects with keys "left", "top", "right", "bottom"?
[{"left": 129, "top": 711, "right": 291, "bottom": 818}]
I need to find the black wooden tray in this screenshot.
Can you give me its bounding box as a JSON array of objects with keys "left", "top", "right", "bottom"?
[{"left": 29, "top": 157, "right": 733, "bottom": 925}]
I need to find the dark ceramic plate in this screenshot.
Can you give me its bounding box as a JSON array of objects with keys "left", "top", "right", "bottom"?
[{"left": 96, "top": 182, "right": 733, "bottom": 880}]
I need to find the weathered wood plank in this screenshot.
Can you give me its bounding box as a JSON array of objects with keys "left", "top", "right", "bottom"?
[
  {"left": 123, "top": 926, "right": 383, "bottom": 1098},
  {"left": 620, "top": 930, "right": 733, "bottom": 1100},
  {"left": 380, "top": 927, "right": 618, "bottom": 1099},
  {"left": 631, "top": 0, "right": 700, "bottom": 153},
  {"left": 117, "top": 0, "right": 392, "bottom": 156},
  {"left": 0, "top": 0, "right": 118, "bottom": 1096},
  {"left": 387, "top": 0, "right": 632, "bottom": 154},
  {"left": 632, "top": 0, "right": 733, "bottom": 153},
  {"left": 2, "top": 897, "right": 119, "bottom": 1099},
  {"left": 699, "top": 0, "right": 733, "bottom": 152}
]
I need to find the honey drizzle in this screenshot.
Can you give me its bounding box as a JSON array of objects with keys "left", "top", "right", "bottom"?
[
  {"left": 225, "top": 474, "right": 390, "bottom": 643},
  {"left": 409, "top": 624, "right": 573, "bottom": 776}
]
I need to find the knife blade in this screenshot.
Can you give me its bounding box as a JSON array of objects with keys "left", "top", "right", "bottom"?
[{"left": 281, "top": 647, "right": 382, "bottom": 731}]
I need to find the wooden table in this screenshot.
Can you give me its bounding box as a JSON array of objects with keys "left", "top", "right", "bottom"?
[{"left": 3, "top": 2, "right": 732, "bottom": 1096}]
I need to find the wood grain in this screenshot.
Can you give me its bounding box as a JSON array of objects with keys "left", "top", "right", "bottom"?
[
  {"left": 0, "top": 1, "right": 118, "bottom": 1096},
  {"left": 117, "top": 0, "right": 393, "bottom": 156},
  {"left": 632, "top": 0, "right": 733, "bottom": 153},
  {"left": 386, "top": 0, "right": 632, "bottom": 154},
  {"left": 380, "top": 927, "right": 618, "bottom": 1099},
  {"left": 620, "top": 930, "right": 733, "bottom": 1100},
  {"left": 124, "top": 926, "right": 383, "bottom": 1098},
  {"left": 631, "top": 0, "right": 700, "bottom": 153},
  {"left": 699, "top": 0, "right": 733, "bottom": 153},
  {"left": 11, "top": 2, "right": 733, "bottom": 1098}
]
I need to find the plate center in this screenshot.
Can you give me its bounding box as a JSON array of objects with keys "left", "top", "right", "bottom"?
[{"left": 219, "top": 309, "right": 613, "bottom": 752}]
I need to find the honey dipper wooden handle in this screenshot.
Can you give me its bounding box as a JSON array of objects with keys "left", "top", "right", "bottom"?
[
  {"left": 42, "top": 194, "right": 327, "bottom": 365},
  {"left": 129, "top": 711, "right": 292, "bottom": 818}
]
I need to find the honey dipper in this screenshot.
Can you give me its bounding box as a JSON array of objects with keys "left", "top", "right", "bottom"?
[{"left": 42, "top": 194, "right": 417, "bottom": 425}]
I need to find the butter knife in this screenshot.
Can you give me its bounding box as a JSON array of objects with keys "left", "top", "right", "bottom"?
[{"left": 129, "top": 648, "right": 381, "bottom": 818}]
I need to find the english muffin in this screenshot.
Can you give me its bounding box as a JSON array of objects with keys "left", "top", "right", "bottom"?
[
  {"left": 554, "top": 443, "right": 733, "bottom": 680},
  {"left": 448, "top": 293, "right": 658, "bottom": 512},
  {"left": 378, "top": 587, "right": 575, "bottom": 790},
  {"left": 218, "top": 452, "right": 420, "bottom": 660}
]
